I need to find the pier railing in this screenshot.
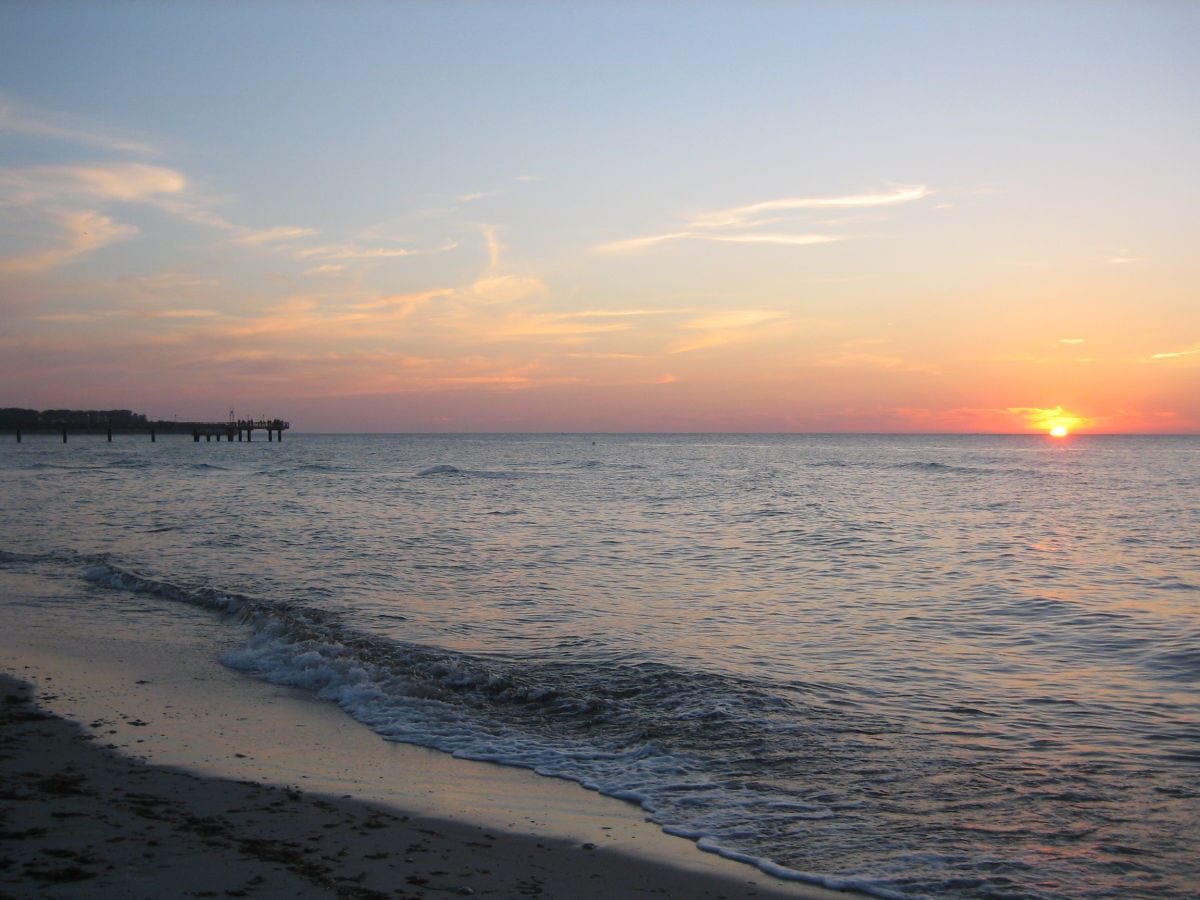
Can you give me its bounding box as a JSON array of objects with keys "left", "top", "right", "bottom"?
[{"left": 191, "top": 419, "right": 291, "bottom": 442}]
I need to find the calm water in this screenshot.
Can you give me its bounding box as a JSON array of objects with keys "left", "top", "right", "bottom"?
[{"left": 1, "top": 433, "right": 1197, "bottom": 898}]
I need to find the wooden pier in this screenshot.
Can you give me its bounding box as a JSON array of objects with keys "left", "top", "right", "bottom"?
[
  {"left": 3, "top": 409, "right": 289, "bottom": 443},
  {"left": 190, "top": 418, "right": 290, "bottom": 442}
]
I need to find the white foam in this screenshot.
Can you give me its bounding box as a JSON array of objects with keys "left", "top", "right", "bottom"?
[
  {"left": 693, "top": 837, "right": 912, "bottom": 900},
  {"left": 217, "top": 624, "right": 908, "bottom": 898}
]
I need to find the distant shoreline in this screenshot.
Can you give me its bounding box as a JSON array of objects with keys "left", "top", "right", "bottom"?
[
  {"left": 2, "top": 424, "right": 220, "bottom": 435},
  {"left": 0, "top": 408, "right": 287, "bottom": 440}
]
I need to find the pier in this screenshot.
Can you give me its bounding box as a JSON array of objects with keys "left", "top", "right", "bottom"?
[
  {"left": 2, "top": 408, "right": 290, "bottom": 443},
  {"left": 190, "top": 419, "right": 290, "bottom": 442}
]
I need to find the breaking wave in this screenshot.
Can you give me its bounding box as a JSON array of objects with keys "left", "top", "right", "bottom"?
[{"left": 79, "top": 560, "right": 898, "bottom": 898}]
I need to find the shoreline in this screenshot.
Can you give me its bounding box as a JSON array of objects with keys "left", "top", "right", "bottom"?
[
  {"left": 0, "top": 567, "right": 854, "bottom": 899},
  {"left": 0, "top": 671, "right": 843, "bottom": 899}
]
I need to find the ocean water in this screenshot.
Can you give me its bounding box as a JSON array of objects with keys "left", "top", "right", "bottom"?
[{"left": 1, "top": 432, "right": 1197, "bottom": 899}]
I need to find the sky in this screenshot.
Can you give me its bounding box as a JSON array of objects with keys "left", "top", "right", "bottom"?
[{"left": 1, "top": 1, "right": 1197, "bottom": 433}]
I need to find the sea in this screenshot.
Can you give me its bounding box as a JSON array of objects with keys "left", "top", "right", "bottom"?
[{"left": 1, "top": 432, "right": 1196, "bottom": 899}]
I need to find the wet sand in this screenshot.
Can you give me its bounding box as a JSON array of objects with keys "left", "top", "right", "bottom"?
[
  {"left": 0, "top": 568, "right": 853, "bottom": 899},
  {"left": 0, "top": 672, "right": 842, "bottom": 899}
]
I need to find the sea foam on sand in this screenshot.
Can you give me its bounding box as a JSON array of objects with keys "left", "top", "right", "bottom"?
[{"left": 0, "top": 568, "right": 845, "bottom": 899}]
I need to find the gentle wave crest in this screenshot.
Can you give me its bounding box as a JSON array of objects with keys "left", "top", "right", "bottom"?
[{"left": 80, "top": 560, "right": 902, "bottom": 898}]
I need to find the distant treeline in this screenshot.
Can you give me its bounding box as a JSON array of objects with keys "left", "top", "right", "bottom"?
[
  {"left": 1, "top": 408, "right": 149, "bottom": 428},
  {"left": 0, "top": 408, "right": 197, "bottom": 433}
]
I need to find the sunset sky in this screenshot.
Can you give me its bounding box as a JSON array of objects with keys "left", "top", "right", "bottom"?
[{"left": 1, "top": 2, "right": 1197, "bottom": 433}]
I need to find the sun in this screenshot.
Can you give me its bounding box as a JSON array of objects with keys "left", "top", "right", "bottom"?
[{"left": 1019, "top": 407, "right": 1087, "bottom": 438}]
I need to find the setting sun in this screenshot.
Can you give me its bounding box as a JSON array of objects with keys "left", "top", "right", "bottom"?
[{"left": 1049, "top": 425, "right": 1069, "bottom": 437}]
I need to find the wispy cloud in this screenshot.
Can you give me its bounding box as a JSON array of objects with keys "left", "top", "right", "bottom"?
[
  {"left": 0, "top": 162, "right": 195, "bottom": 274},
  {"left": 0, "top": 116, "right": 337, "bottom": 272},
  {"left": 233, "top": 225, "right": 319, "bottom": 245},
  {"left": 810, "top": 336, "right": 939, "bottom": 374},
  {"left": 468, "top": 274, "right": 547, "bottom": 304},
  {"left": 449, "top": 224, "right": 548, "bottom": 304},
  {"left": 0, "top": 162, "right": 187, "bottom": 204},
  {"left": 477, "top": 313, "right": 630, "bottom": 342},
  {"left": 567, "top": 352, "right": 645, "bottom": 359},
  {"left": 1108, "top": 249, "right": 1145, "bottom": 265},
  {"left": 480, "top": 224, "right": 503, "bottom": 268},
  {"left": 687, "top": 184, "right": 932, "bottom": 229},
  {"left": 294, "top": 239, "right": 458, "bottom": 261},
  {"left": 293, "top": 244, "right": 415, "bottom": 261},
  {"left": 469, "top": 306, "right": 690, "bottom": 343},
  {"left": 699, "top": 232, "right": 846, "bottom": 246},
  {"left": 1150, "top": 348, "right": 1199, "bottom": 361},
  {"left": 0, "top": 95, "right": 160, "bottom": 155},
  {"left": 351, "top": 289, "right": 452, "bottom": 313},
  {"left": 121, "top": 273, "right": 221, "bottom": 294},
  {"left": 812, "top": 352, "right": 914, "bottom": 370},
  {"left": 683, "top": 309, "right": 787, "bottom": 331},
  {"left": 669, "top": 308, "right": 789, "bottom": 354},
  {"left": 596, "top": 231, "right": 845, "bottom": 255},
  {"left": 597, "top": 183, "right": 929, "bottom": 255},
  {"left": 144, "top": 308, "right": 220, "bottom": 319},
  {"left": 0, "top": 209, "right": 137, "bottom": 274},
  {"left": 35, "top": 306, "right": 219, "bottom": 323},
  {"left": 1059, "top": 337, "right": 1085, "bottom": 344},
  {"left": 594, "top": 232, "right": 692, "bottom": 254},
  {"left": 563, "top": 308, "right": 690, "bottom": 319}
]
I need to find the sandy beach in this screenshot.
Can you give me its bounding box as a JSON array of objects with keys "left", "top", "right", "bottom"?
[
  {"left": 0, "top": 568, "right": 850, "bottom": 900},
  {"left": 0, "top": 671, "right": 842, "bottom": 900}
]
